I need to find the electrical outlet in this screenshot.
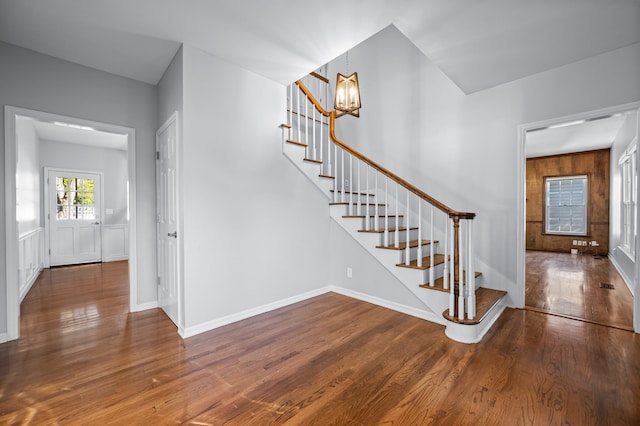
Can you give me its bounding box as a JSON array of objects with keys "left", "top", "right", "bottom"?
[{"left": 347, "top": 267, "right": 353, "bottom": 278}]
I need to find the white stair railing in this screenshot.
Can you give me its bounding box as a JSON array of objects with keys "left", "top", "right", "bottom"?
[{"left": 286, "top": 75, "right": 478, "bottom": 321}]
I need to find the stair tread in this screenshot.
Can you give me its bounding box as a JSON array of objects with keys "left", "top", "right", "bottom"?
[
  {"left": 286, "top": 139, "right": 307, "bottom": 147},
  {"left": 396, "top": 253, "right": 446, "bottom": 270},
  {"left": 442, "top": 287, "right": 507, "bottom": 325},
  {"left": 358, "top": 226, "right": 418, "bottom": 234},
  {"left": 319, "top": 174, "right": 335, "bottom": 179},
  {"left": 330, "top": 202, "right": 386, "bottom": 206},
  {"left": 419, "top": 272, "right": 482, "bottom": 293},
  {"left": 304, "top": 158, "right": 322, "bottom": 164},
  {"left": 377, "top": 240, "right": 437, "bottom": 250},
  {"left": 330, "top": 190, "right": 375, "bottom": 197},
  {"left": 280, "top": 123, "right": 292, "bottom": 129},
  {"left": 343, "top": 215, "right": 403, "bottom": 219}
]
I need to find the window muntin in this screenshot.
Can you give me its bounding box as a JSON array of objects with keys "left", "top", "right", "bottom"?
[
  {"left": 55, "top": 177, "right": 96, "bottom": 220},
  {"left": 544, "top": 175, "right": 587, "bottom": 236}
]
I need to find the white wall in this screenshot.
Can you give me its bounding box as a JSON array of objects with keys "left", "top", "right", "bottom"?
[
  {"left": 0, "top": 41, "right": 158, "bottom": 336},
  {"left": 328, "top": 25, "right": 640, "bottom": 308},
  {"left": 16, "top": 116, "right": 41, "bottom": 236},
  {"left": 180, "top": 45, "right": 331, "bottom": 333},
  {"left": 610, "top": 112, "right": 639, "bottom": 289},
  {"left": 158, "top": 46, "right": 183, "bottom": 127}
]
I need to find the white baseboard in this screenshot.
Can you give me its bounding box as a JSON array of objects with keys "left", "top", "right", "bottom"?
[
  {"left": 19, "top": 267, "right": 43, "bottom": 302},
  {"left": 329, "top": 285, "right": 445, "bottom": 326},
  {"left": 609, "top": 254, "right": 635, "bottom": 296},
  {"left": 103, "top": 255, "right": 129, "bottom": 262},
  {"left": 180, "top": 287, "right": 331, "bottom": 339},
  {"left": 0, "top": 332, "right": 7, "bottom": 344},
  {"left": 134, "top": 300, "right": 159, "bottom": 312}
]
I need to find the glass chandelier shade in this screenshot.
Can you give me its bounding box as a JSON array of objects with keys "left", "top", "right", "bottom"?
[{"left": 334, "top": 72, "right": 361, "bottom": 117}]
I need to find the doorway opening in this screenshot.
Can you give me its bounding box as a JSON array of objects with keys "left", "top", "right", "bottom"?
[
  {"left": 517, "top": 102, "right": 640, "bottom": 332},
  {"left": 4, "top": 106, "right": 138, "bottom": 341}
]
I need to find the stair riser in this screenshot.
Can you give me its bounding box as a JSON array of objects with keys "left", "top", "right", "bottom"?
[
  {"left": 332, "top": 193, "right": 377, "bottom": 205},
  {"left": 360, "top": 216, "right": 403, "bottom": 230},
  {"left": 405, "top": 243, "right": 439, "bottom": 262},
  {"left": 382, "top": 228, "right": 420, "bottom": 245},
  {"left": 339, "top": 204, "right": 388, "bottom": 216},
  {"left": 355, "top": 204, "right": 387, "bottom": 216},
  {"left": 421, "top": 263, "right": 446, "bottom": 282}
]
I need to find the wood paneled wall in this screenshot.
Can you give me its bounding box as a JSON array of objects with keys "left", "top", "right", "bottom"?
[{"left": 526, "top": 149, "right": 610, "bottom": 253}]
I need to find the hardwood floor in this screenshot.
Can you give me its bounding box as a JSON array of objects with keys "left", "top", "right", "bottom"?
[
  {"left": 525, "top": 250, "right": 634, "bottom": 330},
  {"left": 1, "top": 261, "right": 639, "bottom": 424}
]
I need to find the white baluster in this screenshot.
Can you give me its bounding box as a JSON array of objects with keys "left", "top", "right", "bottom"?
[
  {"left": 443, "top": 214, "right": 449, "bottom": 290},
  {"left": 458, "top": 220, "right": 465, "bottom": 321},
  {"left": 320, "top": 112, "right": 324, "bottom": 175},
  {"left": 374, "top": 173, "right": 379, "bottom": 231},
  {"left": 395, "top": 183, "right": 400, "bottom": 248},
  {"left": 312, "top": 105, "right": 317, "bottom": 160},
  {"left": 288, "top": 85, "right": 292, "bottom": 140},
  {"left": 305, "top": 97, "right": 309, "bottom": 158},
  {"left": 449, "top": 217, "right": 455, "bottom": 316},
  {"left": 405, "top": 190, "right": 410, "bottom": 266},
  {"left": 384, "top": 177, "right": 389, "bottom": 246},
  {"left": 417, "top": 200, "right": 423, "bottom": 268},
  {"left": 297, "top": 87, "right": 301, "bottom": 143},
  {"left": 332, "top": 141, "right": 337, "bottom": 202},
  {"left": 467, "top": 220, "right": 476, "bottom": 320},
  {"left": 357, "top": 161, "right": 361, "bottom": 216},
  {"left": 349, "top": 155, "right": 353, "bottom": 216},
  {"left": 333, "top": 142, "right": 338, "bottom": 201},
  {"left": 341, "top": 150, "right": 345, "bottom": 203},
  {"left": 429, "top": 205, "right": 434, "bottom": 287},
  {"left": 365, "top": 165, "right": 370, "bottom": 231}
]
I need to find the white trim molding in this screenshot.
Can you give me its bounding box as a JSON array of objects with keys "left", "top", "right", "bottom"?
[
  {"left": 329, "top": 286, "right": 444, "bottom": 325},
  {"left": 517, "top": 101, "right": 640, "bottom": 326},
  {"left": 180, "top": 287, "right": 330, "bottom": 338},
  {"left": 18, "top": 227, "right": 45, "bottom": 302},
  {"left": 4, "top": 105, "right": 137, "bottom": 342},
  {"left": 103, "top": 224, "right": 129, "bottom": 262}
]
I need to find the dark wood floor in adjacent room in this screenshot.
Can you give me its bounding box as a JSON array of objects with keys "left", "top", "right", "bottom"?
[
  {"left": 1, "top": 261, "right": 639, "bottom": 424},
  {"left": 525, "top": 250, "right": 634, "bottom": 330}
]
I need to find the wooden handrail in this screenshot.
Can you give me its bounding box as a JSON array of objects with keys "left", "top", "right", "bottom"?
[{"left": 295, "top": 80, "right": 475, "bottom": 220}]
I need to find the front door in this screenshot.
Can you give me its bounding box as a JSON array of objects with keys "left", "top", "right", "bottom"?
[
  {"left": 156, "top": 113, "right": 179, "bottom": 326},
  {"left": 48, "top": 170, "right": 102, "bottom": 266}
]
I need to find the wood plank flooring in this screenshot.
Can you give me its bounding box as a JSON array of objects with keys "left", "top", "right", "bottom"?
[
  {"left": 1, "top": 261, "right": 639, "bottom": 424},
  {"left": 525, "top": 250, "right": 634, "bottom": 330}
]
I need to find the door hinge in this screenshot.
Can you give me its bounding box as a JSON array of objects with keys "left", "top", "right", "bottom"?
[
  {"left": 156, "top": 151, "right": 160, "bottom": 160},
  {"left": 48, "top": 249, "right": 51, "bottom": 255},
  {"left": 157, "top": 277, "right": 161, "bottom": 285},
  {"left": 48, "top": 213, "right": 50, "bottom": 220}
]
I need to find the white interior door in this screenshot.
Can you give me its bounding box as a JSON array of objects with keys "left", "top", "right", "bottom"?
[
  {"left": 48, "top": 170, "right": 102, "bottom": 266},
  {"left": 157, "top": 114, "right": 179, "bottom": 327}
]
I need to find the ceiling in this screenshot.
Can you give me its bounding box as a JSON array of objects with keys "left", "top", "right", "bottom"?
[
  {"left": 19, "top": 117, "right": 128, "bottom": 151},
  {"left": 0, "top": 0, "right": 638, "bottom": 94},
  {"left": 526, "top": 113, "right": 630, "bottom": 158},
  {"left": 3, "top": 1, "right": 638, "bottom": 153}
]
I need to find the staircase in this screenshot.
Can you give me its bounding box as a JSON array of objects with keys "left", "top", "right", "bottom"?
[{"left": 281, "top": 73, "right": 507, "bottom": 343}]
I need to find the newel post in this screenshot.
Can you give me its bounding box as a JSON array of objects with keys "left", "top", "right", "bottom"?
[{"left": 452, "top": 216, "right": 460, "bottom": 287}]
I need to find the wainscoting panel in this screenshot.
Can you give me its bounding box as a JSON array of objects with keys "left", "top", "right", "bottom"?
[
  {"left": 103, "top": 224, "right": 129, "bottom": 262},
  {"left": 19, "top": 228, "right": 44, "bottom": 301}
]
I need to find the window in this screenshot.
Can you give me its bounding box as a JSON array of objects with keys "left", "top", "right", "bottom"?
[
  {"left": 544, "top": 175, "right": 587, "bottom": 235},
  {"left": 55, "top": 177, "right": 96, "bottom": 220},
  {"left": 619, "top": 139, "right": 637, "bottom": 256}
]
